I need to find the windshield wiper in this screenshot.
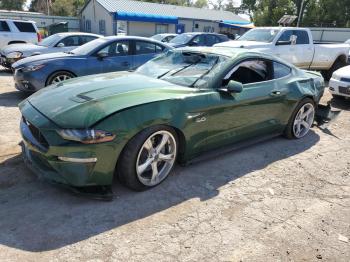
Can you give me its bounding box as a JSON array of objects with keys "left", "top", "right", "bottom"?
[
  {"left": 190, "top": 57, "right": 220, "bottom": 87},
  {"left": 157, "top": 56, "right": 203, "bottom": 79},
  {"left": 64, "top": 51, "right": 75, "bottom": 54}
]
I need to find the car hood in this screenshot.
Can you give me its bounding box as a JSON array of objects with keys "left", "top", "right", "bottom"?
[
  {"left": 168, "top": 42, "right": 187, "bottom": 48},
  {"left": 214, "top": 40, "right": 272, "bottom": 49},
  {"left": 333, "top": 65, "right": 350, "bottom": 77},
  {"left": 12, "top": 52, "right": 72, "bottom": 68},
  {"left": 1, "top": 43, "right": 46, "bottom": 55},
  {"left": 21, "top": 71, "right": 197, "bottom": 128}
]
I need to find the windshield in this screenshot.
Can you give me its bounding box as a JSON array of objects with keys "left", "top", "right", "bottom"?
[
  {"left": 151, "top": 34, "right": 163, "bottom": 41},
  {"left": 39, "top": 34, "right": 62, "bottom": 47},
  {"left": 169, "top": 34, "right": 193, "bottom": 45},
  {"left": 238, "top": 29, "right": 280, "bottom": 43},
  {"left": 136, "top": 50, "right": 228, "bottom": 87},
  {"left": 71, "top": 38, "right": 108, "bottom": 55}
]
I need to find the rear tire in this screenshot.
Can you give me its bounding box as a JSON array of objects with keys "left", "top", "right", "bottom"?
[
  {"left": 322, "top": 59, "right": 347, "bottom": 81},
  {"left": 117, "top": 125, "right": 178, "bottom": 191},
  {"left": 46, "top": 71, "right": 75, "bottom": 86},
  {"left": 284, "top": 98, "right": 315, "bottom": 139}
]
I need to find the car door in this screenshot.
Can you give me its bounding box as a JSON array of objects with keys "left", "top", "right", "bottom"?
[
  {"left": 204, "top": 58, "right": 288, "bottom": 150},
  {"left": 292, "top": 30, "right": 314, "bottom": 68},
  {"left": 131, "top": 40, "right": 164, "bottom": 69},
  {"left": 83, "top": 40, "right": 132, "bottom": 75},
  {"left": 274, "top": 30, "right": 299, "bottom": 65}
]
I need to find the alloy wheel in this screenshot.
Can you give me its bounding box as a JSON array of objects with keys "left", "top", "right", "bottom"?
[
  {"left": 51, "top": 74, "right": 72, "bottom": 84},
  {"left": 293, "top": 103, "right": 315, "bottom": 138},
  {"left": 136, "top": 130, "right": 177, "bottom": 186}
]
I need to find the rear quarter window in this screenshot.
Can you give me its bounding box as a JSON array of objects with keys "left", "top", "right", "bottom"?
[
  {"left": 14, "top": 22, "right": 36, "bottom": 33},
  {"left": 0, "top": 21, "right": 10, "bottom": 32},
  {"left": 273, "top": 62, "right": 291, "bottom": 79}
]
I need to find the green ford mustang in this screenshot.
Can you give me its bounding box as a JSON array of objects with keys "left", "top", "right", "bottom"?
[{"left": 19, "top": 47, "right": 325, "bottom": 193}]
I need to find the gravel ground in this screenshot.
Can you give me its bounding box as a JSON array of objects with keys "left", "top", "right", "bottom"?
[{"left": 0, "top": 67, "right": 349, "bottom": 262}]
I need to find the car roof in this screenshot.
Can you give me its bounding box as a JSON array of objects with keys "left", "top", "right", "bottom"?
[
  {"left": 54, "top": 32, "right": 102, "bottom": 37},
  {"left": 103, "top": 35, "right": 171, "bottom": 46},
  {"left": 0, "top": 19, "right": 36, "bottom": 23}
]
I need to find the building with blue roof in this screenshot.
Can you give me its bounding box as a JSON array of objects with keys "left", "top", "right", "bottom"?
[{"left": 80, "top": 0, "right": 253, "bottom": 38}]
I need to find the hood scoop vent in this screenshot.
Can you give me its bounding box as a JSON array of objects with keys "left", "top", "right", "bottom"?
[{"left": 70, "top": 94, "right": 94, "bottom": 103}]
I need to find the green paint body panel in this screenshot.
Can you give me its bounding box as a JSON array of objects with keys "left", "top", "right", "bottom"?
[{"left": 19, "top": 47, "right": 325, "bottom": 187}]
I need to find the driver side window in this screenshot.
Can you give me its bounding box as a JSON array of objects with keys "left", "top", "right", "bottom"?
[
  {"left": 192, "top": 35, "right": 206, "bottom": 45},
  {"left": 277, "top": 30, "right": 293, "bottom": 43},
  {"left": 98, "top": 41, "right": 129, "bottom": 57},
  {"left": 223, "top": 59, "right": 272, "bottom": 86}
]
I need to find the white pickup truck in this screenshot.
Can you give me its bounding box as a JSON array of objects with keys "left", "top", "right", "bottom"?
[{"left": 215, "top": 27, "right": 350, "bottom": 80}]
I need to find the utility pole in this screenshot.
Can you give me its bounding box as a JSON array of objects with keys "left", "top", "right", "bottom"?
[
  {"left": 297, "top": 0, "right": 305, "bottom": 27},
  {"left": 47, "top": 0, "right": 50, "bottom": 16}
]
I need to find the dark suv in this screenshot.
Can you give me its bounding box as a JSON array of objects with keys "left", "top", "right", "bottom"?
[{"left": 168, "top": 32, "right": 229, "bottom": 48}]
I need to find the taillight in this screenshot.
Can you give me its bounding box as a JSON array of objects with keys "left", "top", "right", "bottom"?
[{"left": 37, "top": 32, "right": 42, "bottom": 42}]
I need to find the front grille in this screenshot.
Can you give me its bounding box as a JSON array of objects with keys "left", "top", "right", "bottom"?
[
  {"left": 22, "top": 116, "right": 49, "bottom": 149},
  {"left": 339, "top": 86, "right": 350, "bottom": 95}
]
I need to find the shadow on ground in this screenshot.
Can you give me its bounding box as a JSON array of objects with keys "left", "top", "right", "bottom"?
[
  {"left": 0, "top": 91, "right": 30, "bottom": 107},
  {"left": 0, "top": 131, "right": 320, "bottom": 252},
  {"left": 330, "top": 97, "right": 350, "bottom": 111}
]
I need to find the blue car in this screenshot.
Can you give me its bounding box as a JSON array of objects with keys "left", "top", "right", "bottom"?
[
  {"left": 12, "top": 36, "right": 172, "bottom": 92},
  {"left": 168, "top": 32, "right": 229, "bottom": 48}
]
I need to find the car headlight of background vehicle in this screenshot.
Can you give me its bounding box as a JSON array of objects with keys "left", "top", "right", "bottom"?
[
  {"left": 22, "top": 64, "right": 45, "bottom": 72},
  {"left": 6, "top": 51, "right": 22, "bottom": 59},
  {"left": 57, "top": 129, "right": 116, "bottom": 144}
]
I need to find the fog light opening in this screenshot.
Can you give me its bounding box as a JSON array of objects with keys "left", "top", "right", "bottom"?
[{"left": 58, "top": 156, "right": 97, "bottom": 163}]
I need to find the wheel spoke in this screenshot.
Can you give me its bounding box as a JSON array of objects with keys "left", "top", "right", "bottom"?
[
  {"left": 156, "top": 134, "right": 169, "bottom": 153},
  {"left": 137, "top": 158, "right": 153, "bottom": 174},
  {"left": 144, "top": 139, "right": 153, "bottom": 152},
  {"left": 158, "top": 153, "right": 174, "bottom": 162},
  {"left": 301, "top": 120, "right": 309, "bottom": 129},
  {"left": 301, "top": 107, "right": 312, "bottom": 119},
  {"left": 150, "top": 162, "right": 158, "bottom": 182}
]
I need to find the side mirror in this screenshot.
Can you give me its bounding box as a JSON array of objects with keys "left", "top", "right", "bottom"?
[
  {"left": 276, "top": 40, "right": 291, "bottom": 46},
  {"left": 97, "top": 51, "right": 108, "bottom": 59},
  {"left": 188, "top": 41, "right": 198, "bottom": 46},
  {"left": 57, "top": 42, "right": 65, "bottom": 47},
  {"left": 290, "top": 35, "right": 297, "bottom": 45},
  {"left": 219, "top": 80, "right": 243, "bottom": 94}
]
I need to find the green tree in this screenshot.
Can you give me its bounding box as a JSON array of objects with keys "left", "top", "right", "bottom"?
[
  {"left": 0, "top": 0, "right": 25, "bottom": 10},
  {"left": 193, "top": 0, "right": 208, "bottom": 8}
]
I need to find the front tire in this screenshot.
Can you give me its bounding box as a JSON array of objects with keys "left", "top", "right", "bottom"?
[
  {"left": 117, "top": 125, "right": 178, "bottom": 191},
  {"left": 284, "top": 98, "right": 315, "bottom": 139},
  {"left": 46, "top": 71, "right": 75, "bottom": 86}
]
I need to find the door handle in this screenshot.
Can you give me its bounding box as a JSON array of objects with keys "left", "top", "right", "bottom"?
[
  {"left": 270, "top": 91, "right": 282, "bottom": 96},
  {"left": 121, "top": 61, "right": 130, "bottom": 67}
]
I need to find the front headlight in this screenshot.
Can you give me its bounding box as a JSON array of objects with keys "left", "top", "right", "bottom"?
[
  {"left": 6, "top": 51, "right": 22, "bottom": 59},
  {"left": 22, "top": 64, "right": 45, "bottom": 72},
  {"left": 57, "top": 129, "right": 116, "bottom": 144}
]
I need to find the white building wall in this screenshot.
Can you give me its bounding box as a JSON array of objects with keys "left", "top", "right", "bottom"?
[
  {"left": 81, "top": 1, "right": 114, "bottom": 35},
  {"left": 178, "top": 19, "right": 220, "bottom": 33}
]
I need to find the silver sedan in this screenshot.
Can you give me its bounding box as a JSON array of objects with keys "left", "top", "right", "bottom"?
[{"left": 0, "top": 32, "right": 101, "bottom": 68}]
